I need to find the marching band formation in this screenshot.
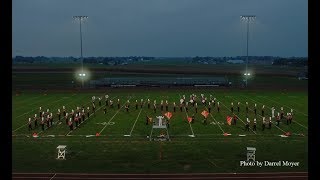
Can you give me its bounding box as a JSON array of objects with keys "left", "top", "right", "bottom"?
[{"left": 26, "top": 93, "right": 295, "bottom": 133}]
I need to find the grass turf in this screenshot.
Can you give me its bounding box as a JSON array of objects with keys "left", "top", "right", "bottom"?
[{"left": 12, "top": 89, "right": 308, "bottom": 173}]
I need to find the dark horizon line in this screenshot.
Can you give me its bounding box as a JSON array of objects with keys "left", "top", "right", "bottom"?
[{"left": 12, "top": 55, "right": 308, "bottom": 58}]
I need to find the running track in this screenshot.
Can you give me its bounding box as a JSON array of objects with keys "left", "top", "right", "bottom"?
[{"left": 12, "top": 172, "right": 308, "bottom": 179}]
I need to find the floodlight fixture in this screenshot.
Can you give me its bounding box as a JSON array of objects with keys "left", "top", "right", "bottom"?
[
  {"left": 73, "top": 15, "right": 88, "bottom": 88},
  {"left": 240, "top": 15, "right": 256, "bottom": 87}
]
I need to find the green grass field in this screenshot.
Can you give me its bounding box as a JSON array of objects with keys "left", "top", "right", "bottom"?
[{"left": 12, "top": 89, "right": 308, "bottom": 173}]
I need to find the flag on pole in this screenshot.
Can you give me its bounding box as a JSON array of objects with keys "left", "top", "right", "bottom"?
[
  {"left": 201, "top": 110, "right": 209, "bottom": 118},
  {"left": 164, "top": 112, "right": 172, "bottom": 119},
  {"left": 187, "top": 117, "right": 192, "bottom": 123},
  {"left": 226, "top": 116, "right": 233, "bottom": 125}
]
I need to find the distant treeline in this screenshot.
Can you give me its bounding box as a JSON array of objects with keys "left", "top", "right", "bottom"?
[
  {"left": 272, "top": 58, "right": 308, "bottom": 66},
  {"left": 12, "top": 56, "right": 155, "bottom": 65},
  {"left": 12, "top": 56, "right": 307, "bottom": 66}
]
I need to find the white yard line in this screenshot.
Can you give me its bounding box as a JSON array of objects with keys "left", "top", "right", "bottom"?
[
  {"left": 241, "top": 94, "right": 308, "bottom": 130},
  {"left": 227, "top": 95, "right": 286, "bottom": 133},
  {"left": 204, "top": 106, "right": 225, "bottom": 134},
  {"left": 257, "top": 95, "right": 308, "bottom": 117},
  {"left": 66, "top": 96, "right": 119, "bottom": 136},
  {"left": 179, "top": 94, "right": 195, "bottom": 137},
  {"left": 214, "top": 95, "right": 257, "bottom": 135},
  {"left": 127, "top": 109, "right": 143, "bottom": 136},
  {"left": 14, "top": 96, "right": 58, "bottom": 118},
  {"left": 36, "top": 94, "right": 98, "bottom": 135},
  {"left": 12, "top": 94, "right": 76, "bottom": 132},
  {"left": 126, "top": 96, "right": 149, "bottom": 136},
  {"left": 13, "top": 93, "right": 46, "bottom": 105},
  {"left": 239, "top": 95, "right": 287, "bottom": 133},
  {"left": 99, "top": 97, "right": 133, "bottom": 134}
]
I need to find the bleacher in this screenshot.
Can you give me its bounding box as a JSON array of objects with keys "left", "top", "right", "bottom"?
[{"left": 89, "top": 76, "right": 229, "bottom": 88}]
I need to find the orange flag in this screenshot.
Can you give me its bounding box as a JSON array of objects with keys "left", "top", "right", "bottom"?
[
  {"left": 187, "top": 117, "right": 192, "bottom": 123},
  {"left": 226, "top": 116, "right": 233, "bottom": 125},
  {"left": 201, "top": 110, "right": 209, "bottom": 118},
  {"left": 164, "top": 112, "right": 172, "bottom": 119}
]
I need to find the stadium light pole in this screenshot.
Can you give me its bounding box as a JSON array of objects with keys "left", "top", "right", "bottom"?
[
  {"left": 73, "top": 16, "right": 88, "bottom": 88},
  {"left": 240, "top": 15, "right": 256, "bottom": 87}
]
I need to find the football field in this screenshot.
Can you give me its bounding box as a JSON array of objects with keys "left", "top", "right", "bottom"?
[{"left": 12, "top": 89, "right": 308, "bottom": 173}]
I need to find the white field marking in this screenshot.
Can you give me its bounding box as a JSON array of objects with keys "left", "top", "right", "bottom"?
[
  {"left": 278, "top": 96, "right": 304, "bottom": 107},
  {"left": 66, "top": 102, "right": 103, "bottom": 136},
  {"left": 14, "top": 94, "right": 74, "bottom": 119},
  {"left": 66, "top": 96, "right": 117, "bottom": 136},
  {"left": 257, "top": 95, "right": 308, "bottom": 117},
  {"left": 97, "top": 122, "right": 115, "bottom": 126},
  {"left": 13, "top": 93, "right": 46, "bottom": 105},
  {"left": 241, "top": 94, "right": 308, "bottom": 130},
  {"left": 12, "top": 94, "right": 76, "bottom": 132},
  {"left": 206, "top": 158, "right": 218, "bottom": 167},
  {"left": 99, "top": 97, "right": 133, "bottom": 134},
  {"left": 37, "top": 93, "right": 112, "bottom": 136},
  {"left": 209, "top": 122, "right": 224, "bottom": 125},
  {"left": 127, "top": 97, "right": 148, "bottom": 136},
  {"left": 179, "top": 94, "right": 195, "bottom": 137},
  {"left": 129, "top": 108, "right": 142, "bottom": 136},
  {"left": 14, "top": 96, "right": 59, "bottom": 118},
  {"left": 15, "top": 133, "right": 303, "bottom": 137},
  {"left": 227, "top": 95, "right": 286, "bottom": 133},
  {"left": 213, "top": 95, "right": 257, "bottom": 135},
  {"left": 49, "top": 173, "right": 57, "bottom": 180},
  {"left": 15, "top": 94, "right": 72, "bottom": 113},
  {"left": 204, "top": 106, "right": 225, "bottom": 133},
  {"left": 225, "top": 95, "right": 272, "bottom": 125}
]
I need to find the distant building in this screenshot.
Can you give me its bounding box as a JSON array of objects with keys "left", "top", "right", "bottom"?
[{"left": 227, "top": 60, "right": 244, "bottom": 64}]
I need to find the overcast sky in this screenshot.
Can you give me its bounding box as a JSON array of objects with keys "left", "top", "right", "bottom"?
[{"left": 12, "top": 0, "right": 308, "bottom": 57}]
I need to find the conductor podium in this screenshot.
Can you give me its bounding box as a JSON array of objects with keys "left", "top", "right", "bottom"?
[
  {"left": 56, "top": 145, "right": 67, "bottom": 160},
  {"left": 149, "top": 116, "right": 170, "bottom": 141}
]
